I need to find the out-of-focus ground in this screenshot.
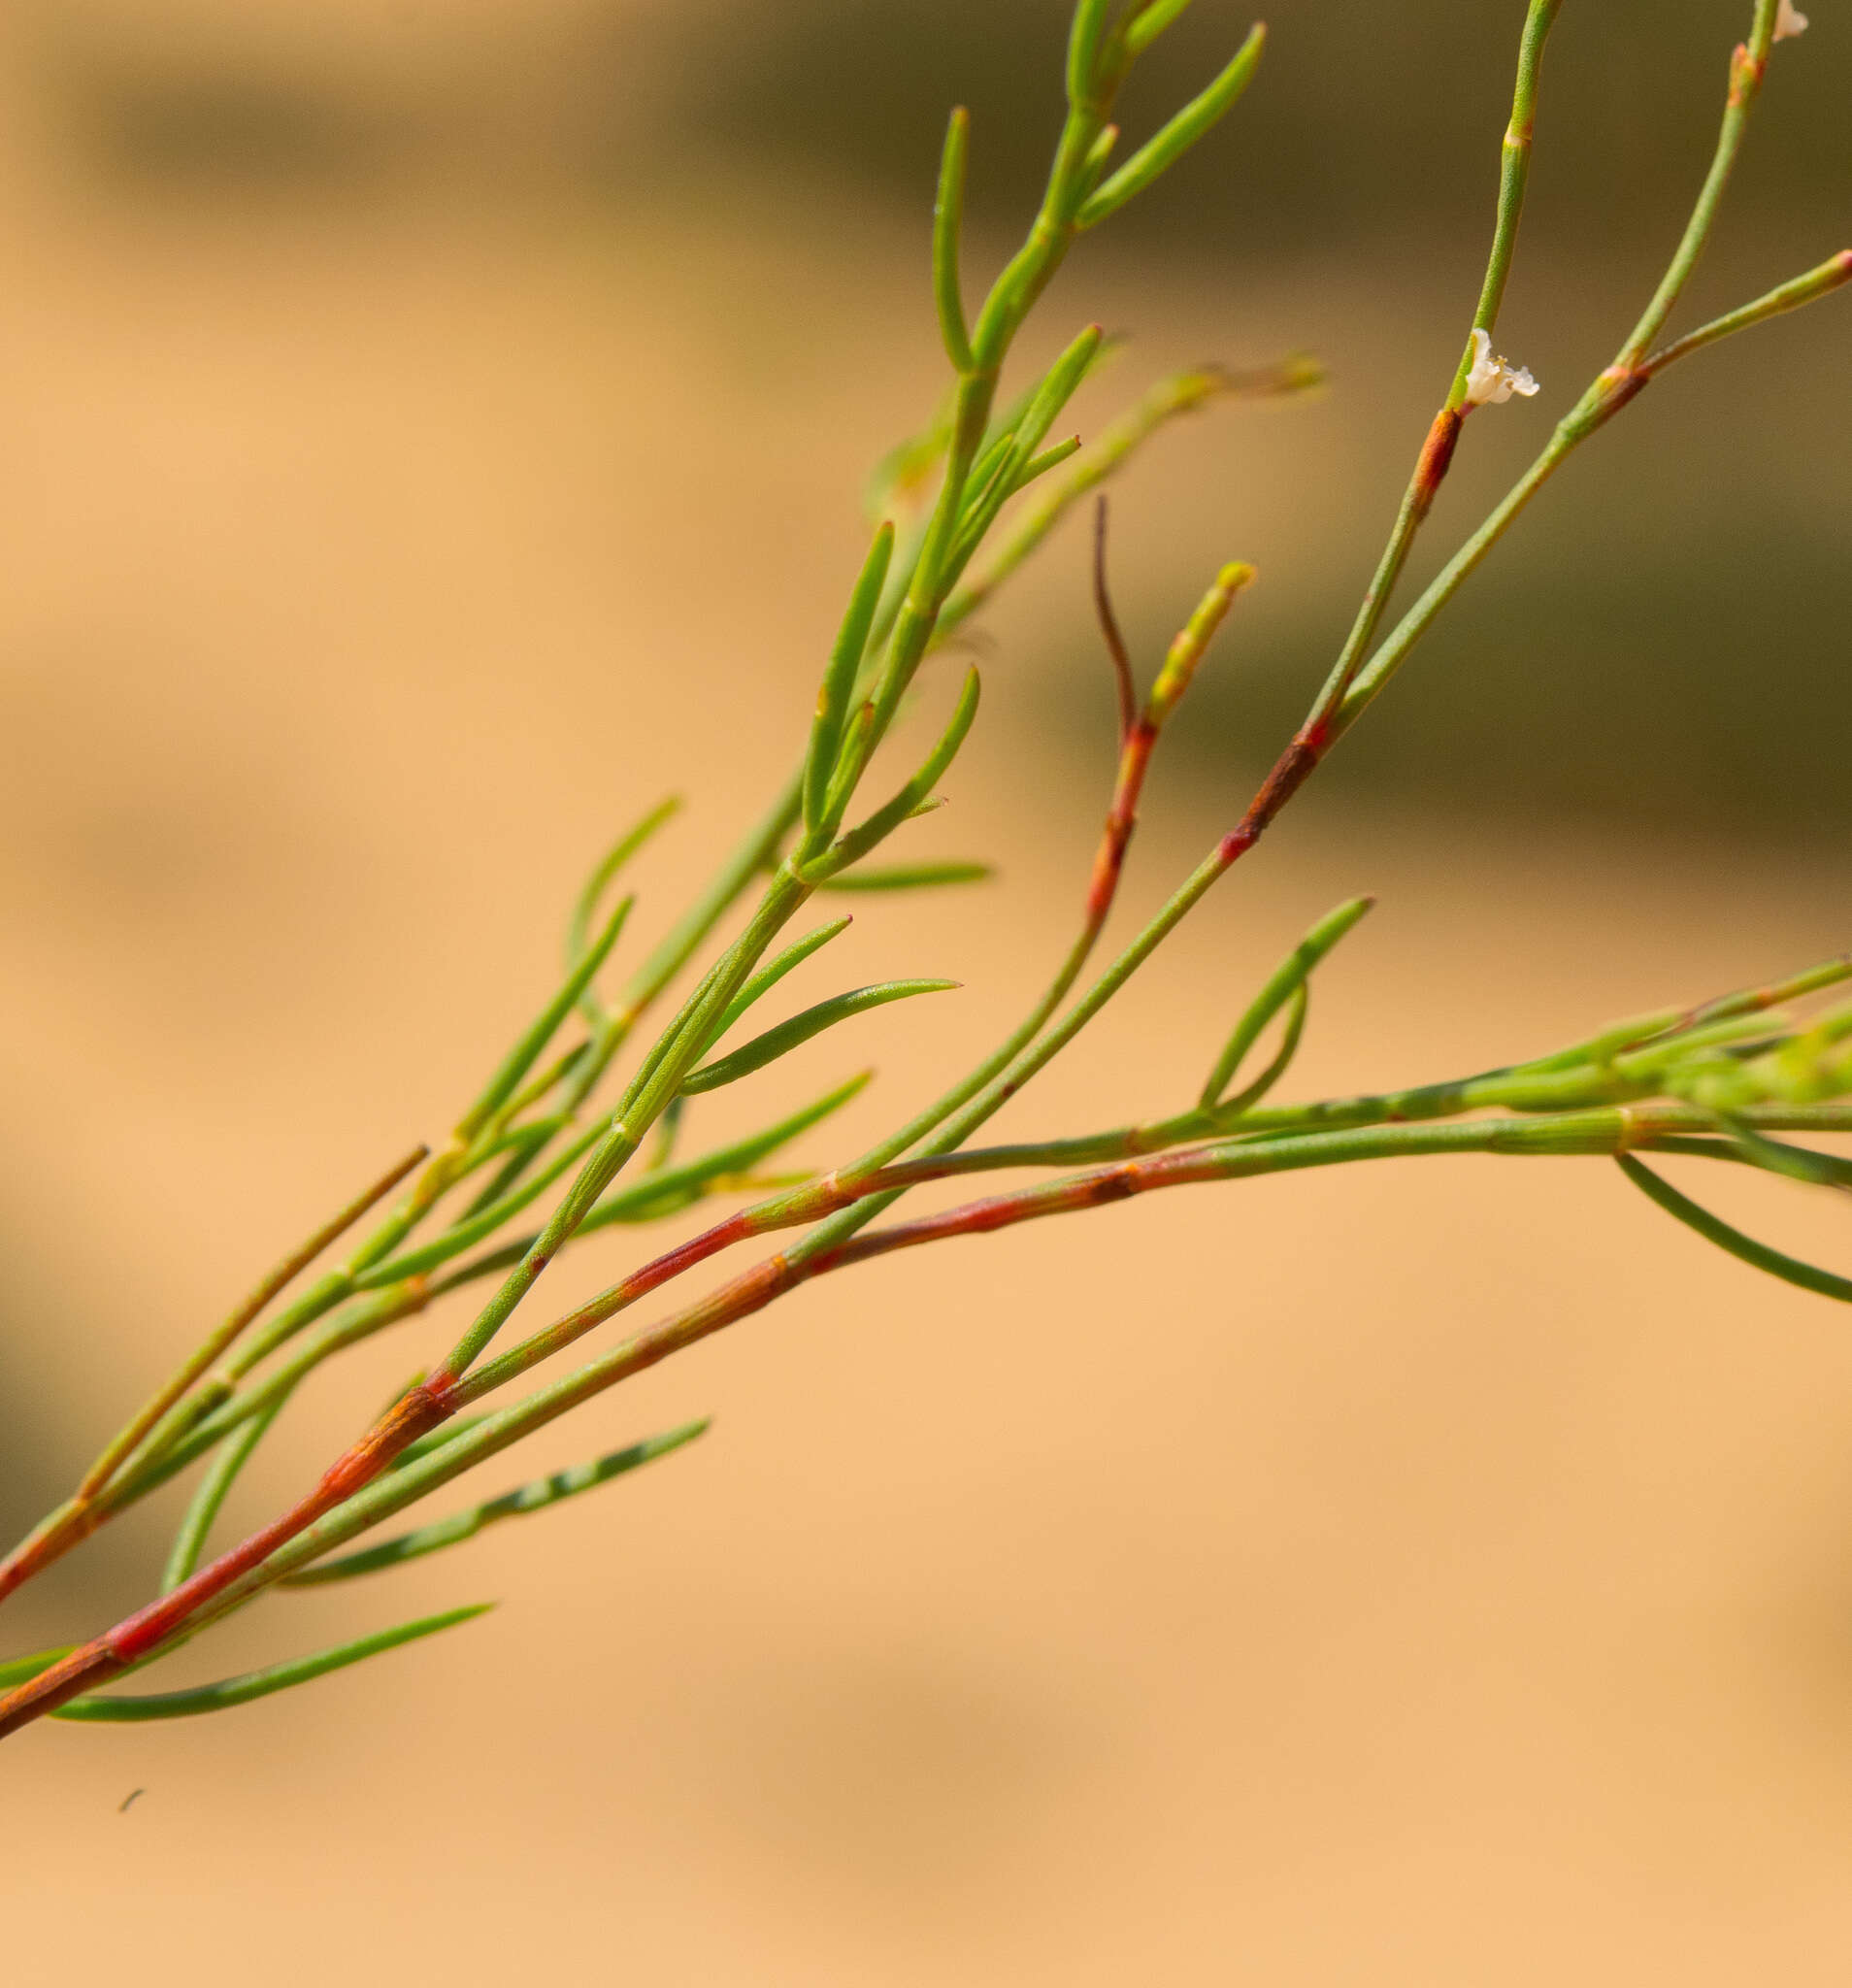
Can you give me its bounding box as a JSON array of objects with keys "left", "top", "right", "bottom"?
[{"left": 1, "top": 2, "right": 1849, "bottom": 1980}]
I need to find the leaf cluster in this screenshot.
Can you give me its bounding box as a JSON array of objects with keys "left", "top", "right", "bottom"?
[{"left": 1, "top": 0, "right": 1845, "bottom": 1740}]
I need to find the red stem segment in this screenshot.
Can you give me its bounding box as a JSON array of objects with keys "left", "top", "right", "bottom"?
[
  {"left": 0, "top": 553, "right": 1255, "bottom": 1738},
  {"left": 0, "top": 1388, "right": 450, "bottom": 1735}
]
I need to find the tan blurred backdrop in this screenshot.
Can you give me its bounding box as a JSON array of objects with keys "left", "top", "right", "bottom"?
[{"left": 2, "top": 2, "right": 1850, "bottom": 1981}]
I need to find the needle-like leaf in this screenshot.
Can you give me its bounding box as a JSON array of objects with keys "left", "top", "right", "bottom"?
[
  {"left": 564, "top": 797, "right": 680, "bottom": 1024},
  {"left": 1214, "top": 981, "right": 1309, "bottom": 1119},
  {"left": 1617, "top": 1156, "right": 1852, "bottom": 1304},
  {"left": 933, "top": 109, "right": 976, "bottom": 374},
  {"left": 160, "top": 1394, "right": 292, "bottom": 1594},
  {"left": 1015, "top": 435, "right": 1085, "bottom": 489},
  {"left": 949, "top": 328, "right": 1105, "bottom": 574},
  {"left": 818, "top": 864, "right": 993, "bottom": 893},
  {"left": 431, "top": 1073, "right": 876, "bottom": 1287},
  {"left": 808, "top": 668, "right": 982, "bottom": 883},
  {"left": 706, "top": 918, "right": 854, "bottom": 1047},
  {"left": 1077, "top": 25, "right": 1266, "bottom": 230},
  {"left": 1201, "top": 897, "right": 1374, "bottom": 1109},
  {"left": 1067, "top": 0, "right": 1114, "bottom": 107},
  {"left": 804, "top": 524, "right": 897, "bottom": 842},
  {"left": 50, "top": 1607, "right": 493, "bottom": 1722},
  {"left": 457, "top": 894, "right": 636, "bottom": 1142},
  {"left": 350, "top": 1118, "right": 614, "bottom": 1291},
  {"left": 281, "top": 1422, "right": 710, "bottom": 1586},
  {"left": 1718, "top": 1120, "right": 1852, "bottom": 1193},
  {"left": 1124, "top": 0, "right": 1198, "bottom": 59},
  {"left": 680, "top": 982, "right": 960, "bottom": 1096}
]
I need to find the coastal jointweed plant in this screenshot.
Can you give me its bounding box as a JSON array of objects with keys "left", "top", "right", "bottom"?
[{"left": 3, "top": 0, "right": 1849, "bottom": 1740}]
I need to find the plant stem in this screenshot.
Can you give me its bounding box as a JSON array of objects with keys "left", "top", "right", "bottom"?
[{"left": 1614, "top": 0, "right": 1785, "bottom": 371}]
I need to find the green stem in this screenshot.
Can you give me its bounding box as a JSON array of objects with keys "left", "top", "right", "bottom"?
[
  {"left": 435, "top": 868, "right": 813, "bottom": 1380},
  {"left": 1615, "top": 0, "right": 1784, "bottom": 371},
  {"left": 1336, "top": 391, "right": 1597, "bottom": 730},
  {"left": 1642, "top": 250, "right": 1852, "bottom": 375},
  {"left": 97, "top": 1285, "right": 436, "bottom": 1518},
  {"left": 1317, "top": 0, "right": 1562, "bottom": 722},
  {"left": 167, "top": 1098, "right": 1834, "bottom": 1643},
  {"left": 1455, "top": 0, "right": 1564, "bottom": 398}
]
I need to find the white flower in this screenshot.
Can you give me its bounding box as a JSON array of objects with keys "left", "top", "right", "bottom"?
[
  {"left": 1774, "top": 0, "right": 1808, "bottom": 40},
  {"left": 1463, "top": 327, "right": 1540, "bottom": 407}
]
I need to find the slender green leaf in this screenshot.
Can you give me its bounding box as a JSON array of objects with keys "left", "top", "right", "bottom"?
[
  {"left": 1077, "top": 24, "right": 1266, "bottom": 229},
  {"left": 1067, "top": 0, "right": 1114, "bottom": 107},
  {"left": 819, "top": 702, "right": 878, "bottom": 833},
  {"left": 951, "top": 329, "right": 1105, "bottom": 574},
  {"left": 1520, "top": 1007, "right": 1687, "bottom": 1074},
  {"left": 467, "top": 1110, "right": 575, "bottom": 1175},
  {"left": 161, "top": 1393, "right": 291, "bottom": 1593},
  {"left": 708, "top": 918, "right": 854, "bottom": 1047},
  {"left": 680, "top": 982, "right": 959, "bottom": 1096},
  {"left": 1684, "top": 953, "right": 1852, "bottom": 1031},
  {"left": 941, "top": 356, "right": 1321, "bottom": 641},
  {"left": 1631, "top": 1136, "right": 1752, "bottom": 1166},
  {"left": 976, "top": 337, "right": 1123, "bottom": 468},
  {"left": 441, "top": 1073, "right": 877, "bottom": 1281},
  {"left": 1720, "top": 1119, "right": 1852, "bottom": 1192},
  {"left": 565, "top": 797, "right": 679, "bottom": 1023},
  {"left": 808, "top": 668, "right": 983, "bottom": 881},
  {"left": 1015, "top": 435, "right": 1084, "bottom": 489},
  {"left": 50, "top": 1607, "right": 493, "bottom": 1722},
  {"left": 1201, "top": 896, "right": 1373, "bottom": 1108},
  {"left": 456, "top": 894, "right": 635, "bottom": 1142},
  {"left": 955, "top": 432, "right": 1022, "bottom": 538},
  {"left": 1076, "top": 124, "right": 1119, "bottom": 202},
  {"left": 804, "top": 524, "right": 896, "bottom": 841},
  {"left": 1215, "top": 982, "right": 1308, "bottom": 1119},
  {"left": 1124, "top": 0, "right": 1198, "bottom": 58},
  {"left": 282, "top": 1422, "right": 711, "bottom": 1586},
  {"left": 350, "top": 1117, "right": 612, "bottom": 1291},
  {"left": 1617, "top": 1156, "right": 1852, "bottom": 1303},
  {"left": 612, "top": 767, "right": 806, "bottom": 1049},
  {"left": 933, "top": 108, "right": 975, "bottom": 374},
  {"left": 452, "top": 1106, "right": 579, "bottom": 1226},
  {"left": 1621, "top": 1012, "right": 1794, "bottom": 1077},
  {"left": 75, "top": 1144, "right": 426, "bottom": 1502},
  {"left": 818, "top": 863, "right": 994, "bottom": 893},
  {"left": 610, "top": 1183, "right": 708, "bottom": 1224}
]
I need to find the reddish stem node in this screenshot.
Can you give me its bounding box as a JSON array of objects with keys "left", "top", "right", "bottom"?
[
  {"left": 1411, "top": 407, "right": 1465, "bottom": 520},
  {"left": 0, "top": 1386, "right": 451, "bottom": 1736}
]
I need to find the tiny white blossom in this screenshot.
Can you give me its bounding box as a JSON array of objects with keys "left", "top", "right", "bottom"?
[
  {"left": 1464, "top": 327, "right": 1540, "bottom": 407},
  {"left": 1774, "top": 0, "right": 1808, "bottom": 40}
]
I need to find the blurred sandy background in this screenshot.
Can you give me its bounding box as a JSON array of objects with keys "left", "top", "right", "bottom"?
[{"left": 2, "top": 1, "right": 1849, "bottom": 1979}]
